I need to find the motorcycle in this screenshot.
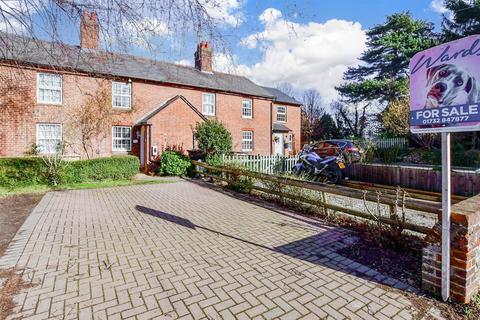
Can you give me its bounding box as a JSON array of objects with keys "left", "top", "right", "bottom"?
[{"left": 293, "top": 144, "right": 346, "bottom": 184}]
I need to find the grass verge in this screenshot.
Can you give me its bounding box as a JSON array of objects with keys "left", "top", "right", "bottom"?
[{"left": 0, "top": 179, "right": 174, "bottom": 197}]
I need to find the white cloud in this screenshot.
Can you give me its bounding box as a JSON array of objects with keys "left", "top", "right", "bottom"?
[
  {"left": 124, "top": 18, "right": 171, "bottom": 48},
  {"left": 430, "top": 0, "right": 448, "bottom": 14},
  {"left": 174, "top": 59, "right": 193, "bottom": 67},
  {"left": 238, "top": 8, "right": 367, "bottom": 102},
  {"left": 0, "top": 0, "right": 33, "bottom": 33},
  {"left": 199, "top": 0, "right": 244, "bottom": 27},
  {"left": 175, "top": 53, "right": 241, "bottom": 74},
  {"left": 259, "top": 8, "right": 282, "bottom": 24}
]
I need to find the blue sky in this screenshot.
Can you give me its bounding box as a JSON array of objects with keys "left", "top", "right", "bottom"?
[
  {"left": 173, "top": 1, "right": 444, "bottom": 67},
  {"left": 203, "top": 0, "right": 446, "bottom": 100}
]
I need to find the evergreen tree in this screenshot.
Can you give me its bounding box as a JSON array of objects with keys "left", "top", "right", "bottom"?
[
  {"left": 442, "top": 0, "right": 480, "bottom": 41},
  {"left": 337, "top": 12, "right": 438, "bottom": 104}
]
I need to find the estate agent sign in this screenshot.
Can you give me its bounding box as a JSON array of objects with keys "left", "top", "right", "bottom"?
[
  {"left": 410, "top": 35, "right": 480, "bottom": 133},
  {"left": 410, "top": 35, "right": 480, "bottom": 302}
]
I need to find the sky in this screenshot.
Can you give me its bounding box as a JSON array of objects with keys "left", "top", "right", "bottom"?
[
  {"left": 178, "top": 0, "right": 447, "bottom": 101},
  {"left": 0, "top": 0, "right": 450, "bottom": 102}
]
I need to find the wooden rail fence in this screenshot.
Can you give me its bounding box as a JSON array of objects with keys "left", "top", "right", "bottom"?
[{"left": 193, "top": 160, "right": 441, "bottom": 234}]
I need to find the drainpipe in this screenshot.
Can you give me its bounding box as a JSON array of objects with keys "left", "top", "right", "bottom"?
[{"left": 270, "top": 101, "right": 273, "bottom": 155}]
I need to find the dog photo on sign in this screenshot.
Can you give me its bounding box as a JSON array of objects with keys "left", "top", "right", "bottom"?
[{"left": 424, "top": 64, "right": 480, "bottom": 109}]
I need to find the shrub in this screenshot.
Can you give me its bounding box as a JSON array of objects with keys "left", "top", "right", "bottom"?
[
  {"left": 61, "top": 156, "right": 139, "bottom": 184},
  {"left": 158, "top": 151, "right": 191, "bottom": 176},
  {"left": 0, "top": 157, "right": 48, "bottom": 188},
  {"left": 376, "top": 147, "right": 407, "bottom": 164},
  {"left": 0, "top": 156, "right": 140, "bottom": 188},
  {"left": 194, "top": 120, "right": 232, "bottom": 157},
  {"left": 205, "top": 154, "right": 224, "bottom": 166}
]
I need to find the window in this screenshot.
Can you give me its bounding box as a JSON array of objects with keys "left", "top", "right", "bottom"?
[
  {"left": 277, "top": 106, "right": 287, "bottom": 122},
  {"left": 112, "top": 126, "right": 131, "bottom": 151},
  {"left": 112, "top": 82, "right": 132, "bottom": 109},
  {"left": 37, "top": 73, "right": 62, "bottom": 104},
  {"left": 202, "top": 93, "right": 216, "bottom": 116},
  {"left": 36, "top": 124, "right": 62, "bottom": 154},
  {"left": 242, "top": 131, "right": 253, "bottom": 151},
  {"left": 242, "top": 100, "right": 252, "bottom": 118}
]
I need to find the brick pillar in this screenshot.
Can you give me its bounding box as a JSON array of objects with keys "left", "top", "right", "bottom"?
[{"left": 422, "top": 194, "right": 480, "bottom": 303}]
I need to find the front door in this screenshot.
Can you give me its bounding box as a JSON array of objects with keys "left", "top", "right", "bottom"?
[
  {"left": 274, "top": 133, "right": 284, "bottom": 156},
  {"left": 140, "top": 126, "right": 145, "bottom": 166}
]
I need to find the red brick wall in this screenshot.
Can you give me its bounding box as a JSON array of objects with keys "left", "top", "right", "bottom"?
[
  {"left": 0, "top": 63, "right": 301, "bottom": 158},
  {"left": 422, "top": 194, "right": 480, "bottom": 303},
  {"left": 147, "top": 98, "right": 204, "bottom": 154},
  {"left": 272, "top": 102, "right": 301, "bottom": 155}
]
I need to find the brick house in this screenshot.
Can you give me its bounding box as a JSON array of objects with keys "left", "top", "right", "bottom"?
[{"left": 0, "top": 12, "right": 301, "bottom": 168}]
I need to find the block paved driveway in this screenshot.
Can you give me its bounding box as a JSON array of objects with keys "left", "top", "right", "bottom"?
[{"left": 0, "top": 180, "right": 444, "bottom": 320}]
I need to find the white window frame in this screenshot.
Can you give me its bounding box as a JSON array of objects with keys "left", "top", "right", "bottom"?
[
  {"left": 112, "top": 81, "right": 132, "bottom": 109},
  {"left": 36, "top": 123, "right": 63, "bottom": 154},
  {"left": 112, "top": 126, "right": 132, "bottom": 152},
  {"left": 202, "top": 93, "right": 216, "bottom": 116},
  {"left": 242, "top": 130, "right": 253, "bottom": 152},
  {"left": 242, "top": 99, "right": 252, "bottom": 119},
  {"left": 277, "top": 106, "right": 287, "bottom": 122},
  {"left": 36, "top": 73, "right": 62, "bottom": 105}
]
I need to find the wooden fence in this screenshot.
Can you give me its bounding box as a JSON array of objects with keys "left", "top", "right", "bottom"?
[
  {"left": 345, "top": 163, "right": 480, "bottom": 197},
  {"left": 193, "top": 160, "right": 441, "bottom": 234},
  {"left": 222, "top": 154, "right": 298, "bottom": 174}
]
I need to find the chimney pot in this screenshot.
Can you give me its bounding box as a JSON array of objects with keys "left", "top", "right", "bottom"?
[{"left": 80, "top": 11, "right": 99, "bottom": 50}]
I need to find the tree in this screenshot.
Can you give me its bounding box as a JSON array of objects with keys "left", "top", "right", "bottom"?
[
  {"left": 0, "top": 0, "right": 239, "bottom": 59},
  {"left": 69, "top": 87, "right": 113, "bottom": 159},
  {"left": 336, "top": 12, "right": 438, "bottom": 104},
  {"left": 332, "top": 101, "right": 368, "bottom": 138},
  {"left": 315, "top": 113, "right": 339, "bottom": 140},
  {"left": 381, "top": 98, "right": 410, "bottom": 137},
  {"left": 442, "top": 0, "right": 480, "bottom": 41},
  {"left": 194, "top": 119, "right": 232, "bottom": 157},
  {"left": 301, "top": 89, "right": 324, "bottom": 143},
  {"left": 276, "top": 82, "right": 297, "bottom": 99}
]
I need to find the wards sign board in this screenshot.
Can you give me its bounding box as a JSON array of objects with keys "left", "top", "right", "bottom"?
[{"left": 410, "top": 35, "right": 480, "bottom": 133}]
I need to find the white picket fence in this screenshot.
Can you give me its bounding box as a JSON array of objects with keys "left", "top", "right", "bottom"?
[
  {"left": 222, "top": 154, "right": 299, "bottom": 174},
  {"left": 373, "top": 137, "right": 407, "bottom": 149}
]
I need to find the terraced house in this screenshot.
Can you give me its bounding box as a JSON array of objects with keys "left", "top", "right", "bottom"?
[{"left": 0, "top": 12, "right": 301, "bottom": 169}]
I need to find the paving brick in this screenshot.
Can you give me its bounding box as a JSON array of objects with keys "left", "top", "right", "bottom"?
[{"left": 0, "top": 182, "right": 446, "bottom": 320}]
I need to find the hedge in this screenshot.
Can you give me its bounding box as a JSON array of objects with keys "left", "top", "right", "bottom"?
[
  {"left": 61, "top": 156, "right": 140, "bottom": 184},
  {"left": 0, "top": 157, "right": 48, "bottom": 188},
  {"left": 0, "top": 155, "right": 140, "bottom": 188}
]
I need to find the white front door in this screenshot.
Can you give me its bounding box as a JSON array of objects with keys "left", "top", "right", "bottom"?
[{"left": 274, "top": 133, "right": 284, "bottom": 156}]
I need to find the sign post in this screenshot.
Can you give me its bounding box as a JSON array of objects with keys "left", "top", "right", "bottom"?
[
  {"left": 441, "top": 132, "right": 451, "bottom": 301},
  {"left": 409, "top": 35, "right": 480, "bottom": 301}
]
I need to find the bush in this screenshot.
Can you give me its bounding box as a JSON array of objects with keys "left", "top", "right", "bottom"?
[
  {"left": 61, "top": 156, "right": 140, "bottom": 184},
  {"left": 0, "top": 157, "right": 48, "bottom": 188},
  {"left": 376, "top": 147, "right": 407, "bottom": 164},
  {"left": 194, "top": 120, "right": 232, "bottom": 156},
  {"left": 158, "top": 151, "right": 191, "bottom": 176},
  {"left": 0, "top": 156, "right": 140, "bottom": 188}
]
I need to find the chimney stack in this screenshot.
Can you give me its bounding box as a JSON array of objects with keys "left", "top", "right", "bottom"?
[
  {"left": 194, "top": 41, "right": 212, "bottom": 73},
  {"left": 80, "top": 11, "right": 99, "bottom": 50}
]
